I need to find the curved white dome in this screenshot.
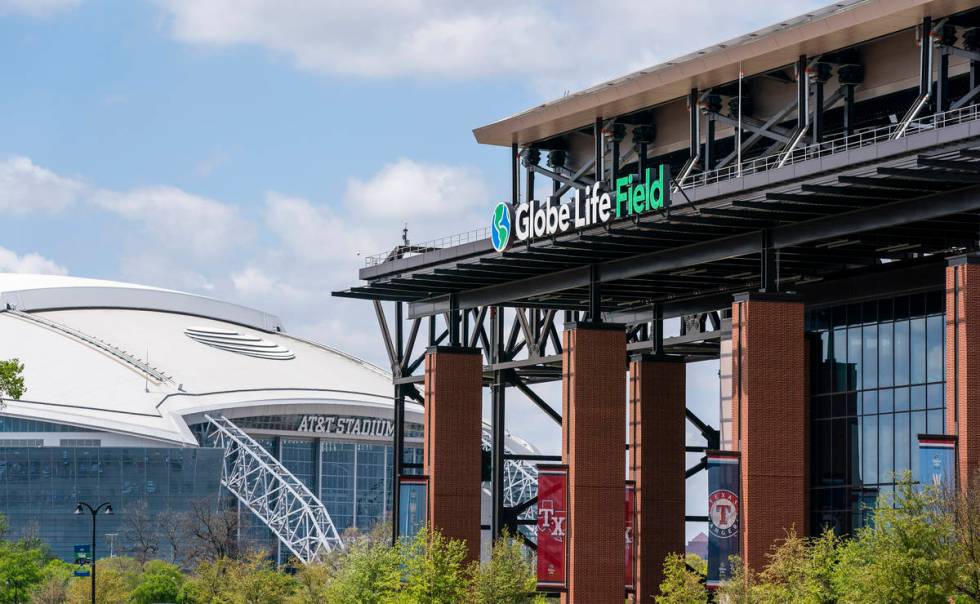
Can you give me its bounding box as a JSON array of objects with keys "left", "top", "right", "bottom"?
[{"left": 0, "top": 273, "right": 411, "bottom": 446}]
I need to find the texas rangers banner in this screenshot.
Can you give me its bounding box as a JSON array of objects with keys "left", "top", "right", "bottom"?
[
  {"left": 707, "top": 451, "right": 740, "bottom": 589},
  {"left": 536, "top": 465, "right": 568, "bottom": 591},
  {"left": 917, "top": 434, "right": 955, "bottom": 488},
  {"left": 398, "top": 475, "right": 428, "bottom": 539},
  {"left": 625, "top": 480, "right": 636, "bottom": 594}
]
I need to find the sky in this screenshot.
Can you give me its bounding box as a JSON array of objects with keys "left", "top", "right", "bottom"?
[{"left": 0, "top": 0, "right": 830, "bottom": 538}]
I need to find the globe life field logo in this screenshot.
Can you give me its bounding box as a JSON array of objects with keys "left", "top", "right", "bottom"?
[
  {"left": 489, "top": 165, "right": 669, "bottom": 253},
  {"left": 491, "top": 202, "right": 512, "bottom": 252}
]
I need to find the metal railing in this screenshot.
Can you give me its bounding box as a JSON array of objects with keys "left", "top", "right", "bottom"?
[
  {"left": 206, "top": 414, "right": 344, "bottom": 563},
  {"left": 363, "top": 103, "right": 980, "bottom": 267}
]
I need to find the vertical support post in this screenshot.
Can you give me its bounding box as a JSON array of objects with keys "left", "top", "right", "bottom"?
[
  {"left": 704, "top": 116, "right": 716, "bottom": 171},
  {"left": 610, "top": 123, "right": 625, "bottom": 185},
  {"left": 449, "top": 295, "right": 461, "bottom": 347},
  {"left": 595, "top": 117, "right": 604, "bottom": 185},
  {"left": 760, "top": 230, "right": 777, "bottom": 293},
  {"left": 629, "top": 355, "right": 686, "bottom": 601},
  {"left": 843, "top": 85, "right": 856, "bottom": 136},
  {"left": 689, "top": 89, "right": 700, "bottom": 159},
  {"left": 812, "top": 72, "right": 825, "bottom": 143},
  {"left": 652, "top": 304, "right": 664, "bottom": 355},
  {"left": 796, "top": 55, "right": 809, "bottom": 137},
  {"left": 946, "top": 254, "right": 980, "bottom": 489},
  {"left": 490, "top": 307, "right": 506, "bottom": 541},
  {"left": 424, "top": 345, "right": 483, "bottom": 563},
  {"left": 967, "top": 29, "right": 980, "bottom": 94},
  {"left": 512, "top": 142, "right": 520, "bottom": 205},
  {"left": 921, "top": 17, "right": 934, "bottom": 113},
  {"left": 561, "top": 322, "right": 626, "bottom": 603},
  {"left": 589, "top": 264, "right": 602, "bottom": 323},
  {"left": 391, "top": 304, "right": 406, "bottom": 546},
  {"left": 938, "top": 48, "right": 950, "bottom": 112},
  {"left": 731, "top": 293, "right": 806, "bottom": 572}
]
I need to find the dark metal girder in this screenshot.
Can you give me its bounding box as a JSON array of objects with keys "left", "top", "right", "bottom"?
[
  {"left": 800, "top": 184, "right": 919, "bottom": 200},
  {"left": 765, "top": 192, "right": 865, "bottom": 206},
  {"left": 668, "top": 214, "right": 775, "bottom": 228},
  {"left": 877, "top": 167, "right": 980, "bottom": 183},
  {"left": 915, "top": 156, "right": 980, "bottom": 173},
  {"left": 732, "top": 200, "right": 839, "bottom": 214},
  {"left": 836, "top": 175, "right": 951, "bottom": 192},
  {"left": 699, "top": 206, "right": 820, "bottom": 221}
]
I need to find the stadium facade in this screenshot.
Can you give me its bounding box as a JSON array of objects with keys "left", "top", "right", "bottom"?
[
  {"left": 336, "top": 0, "right": 980, "bottom": 601},
  {"left": 0, "top": 274, "right": 536, "bottom": 563}
]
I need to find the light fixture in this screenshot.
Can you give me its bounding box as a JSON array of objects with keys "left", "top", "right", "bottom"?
[
  {"left": 104, "top": 504, "right": 113, "bottom": 515},
  {"left": 73, "top": 504, "right": 82, "bottom": 515}
]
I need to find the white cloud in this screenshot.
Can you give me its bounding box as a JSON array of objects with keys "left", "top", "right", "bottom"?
[
  {"left": 158, "top": 0, "right": 827, "bottom": 93},
  {"left": 0, "top": 0, "right": 79, "bottom": 18},
  {"left": 0, "top": 156, "right": 84, "bottom": 214},
  {"left": 344, "top": 158, "right": 488, "bottom": 222},
  {"left": 0, "top": 245, "right": 67, "bottom": 275},
  {"left": 94, "top": 186, "right": 251, "bottom": 260}
]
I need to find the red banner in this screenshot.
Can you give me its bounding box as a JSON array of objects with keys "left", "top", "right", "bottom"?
[
  {"left": 536, "top": 465, "right": 568, "bottom": 591},
  {"left": 625, "top": 481, "right": 636, "bottom": 593}
]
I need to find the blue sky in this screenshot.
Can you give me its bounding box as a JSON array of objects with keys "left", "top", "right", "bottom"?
[{"left": 0, "top": 0, "right": 829, "bottom": 537}]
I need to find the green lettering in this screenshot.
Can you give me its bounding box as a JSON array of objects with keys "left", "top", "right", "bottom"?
[{"left": 615, "top": 175, "right": 632, "bottom": 218}]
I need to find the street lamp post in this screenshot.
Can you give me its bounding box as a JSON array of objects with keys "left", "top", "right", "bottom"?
[{"left": 74, "top": 502, "right": 113, "bottom": 604}]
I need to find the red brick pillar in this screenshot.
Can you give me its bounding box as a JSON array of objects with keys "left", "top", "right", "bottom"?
[
  {"left": 423, "top": 346, "right": 483, "bottom": 563},
  {"left": 629, "top": 355, "right": 686, "bottom": 601},
  {"left": 562, "top": 323, "right": 626, "bottom": 604},
  {"left": 947, "top": 255, "right": 980, "bottom": 489},
  {"left": 731, "top": 293, "right": 806, "bottom": 572}
]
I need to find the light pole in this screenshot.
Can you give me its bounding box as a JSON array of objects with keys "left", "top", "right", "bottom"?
[{"left": 74, "top": 501, "right": 113, "bottom": 604}]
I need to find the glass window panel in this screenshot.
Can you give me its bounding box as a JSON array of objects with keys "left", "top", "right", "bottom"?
[
  {"left": 863, "top": 324, "right": 878, "bottom": 390},
  {"left": 911, "top": 411, "right": 926, "bottom": 481},
  {"left": 928, "top": 408, "right": 945, "bottom": 434},
  {"left": 833, "top": 327, "right": 848, "bottom": 392},
  {"left": 846, "top": 393, "right": 858, "bottom": 417},
  {"left": 910, "top": 293, "right": 926, "bottom": 318},
  {"left": 863, "top": 414, "right": 878, "bottom": 485},
  {"left": 813, "top": 420, "right": 833, "bottom": 487},
  {"left": 813, "top": 395, "right": 833, "bottom": 420},
  {"left": 878, "top": 389, "right": 892, "bottom": 414},
  {"left": 910, "top": 385, "right": 926, "bottom": 411},
  {"left": 910, "top": 318, "right": 926, "bottom": 385},
  {"left": 879, "top": 414, "right": 894, "bottom": 484},
  {"left": 819, "top": 331, "right": 833, "bottom": 394},
  {"left": 878, "top": 298, "right": 894, "bottom": 322},
  {"left": 895, "top": 321, "right": 910, "bottom": 386},
  {"left": 863, "top": 390, "right": 878, "bottom": 415},
  {"left": 847, "top": 303, "right": 862, "bottom": 326},
  {"left": 927, "top": 384, "right": 944, "bottom": 410},
  {"left": 831, "top": 394, "right": 846, "bottom": 418},
  {"left": 848, "top": 327, "right": 862, "bottom": 391},
  {"left": 927, "top": 315, "right": 943, "bottom": 383},
  {"left": 895, "top": 296, "right": 910, "bottom": 320},
  {"left": 894, "top": 387, "right": 909, "bottom": 412},
  {"left": 879, "top": 321, "right": 894, "bottom": 388},
  {"left": 895, "top": 412, "right": 910, "bottom": 478}
]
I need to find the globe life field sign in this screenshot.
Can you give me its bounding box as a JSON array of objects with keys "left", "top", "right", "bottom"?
[{"left": 491, "top": 165, "right": 670, "bottom": 252}]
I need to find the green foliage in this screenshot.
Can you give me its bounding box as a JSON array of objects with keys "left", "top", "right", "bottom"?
[
  {"left": 468, "top": 531, "right": 543, "bottom": 604},
  {"left": 65, "top": 560, "right": 130, "bottom": 604},
  {"left": 0, "top": 358, "right": 25, "bottom": 404},
  {"left": 399, "top": 528, "right": 470, "bottom": 604},
  {"left": 180, "top": 553, "right": 294, "bottom": 604},
  {"left": 130, "top": 561, "right": 186, "bottom": 604},
  {"left": 0, "top": 540, "right": 46, "bottom": 604},
  {"left": 655, "top": 552, "right": 708, "bottom": 604},
  {"left": 322, "top": 537, "right": 402, "bottom": 603}
]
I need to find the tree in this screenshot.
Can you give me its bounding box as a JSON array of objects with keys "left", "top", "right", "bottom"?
[
  {"left": 65, "top": 560, "right": 129, "bottom": 604},
  {"left": 0, "top": 358, "right": 25, "bottom": 409},
  {"left": 400, "top": 529, "right": 469, "bottom": 604},
  {"left": 655, "top": 553, "right": 708, "bottom": 604},
  {"left": 322, "top": 537, "right": 402, "bottom": 603},
  {"left": 122, "top": 501, "right": 160, "bottom": 564},
  {"left": 182, "top": 499, "right": 240, "bottom": 563},
  {"left": 468, "top": 531, "right": 543, "bottom": 604},
  {"left": 181, "top": 554, "right": 294, "bottom": 604},
  {"left": 29, "top": 560, "right": 73, "bottom": 604},
  {"left": 832, "top": 480, "right": 958, "bottom": 603},
  {"left": 0, "top": 541, "right": 46, "bottom": 604},
  {"left": 130, "top": 560, "right": 186, "bottom": 604},
  {"left": 287, "top": 562, "right": 334, "bottom": 604},
  {"left": 156, "top": 510, "right": 187, "bottom": 567}
]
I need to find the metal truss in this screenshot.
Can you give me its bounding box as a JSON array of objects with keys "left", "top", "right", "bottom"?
[
  {"left": 479, "top": 427, "right": 538, "bottom": 539},
  {"left": 206, "top": 414, "right": 344, "bottom": 563}
]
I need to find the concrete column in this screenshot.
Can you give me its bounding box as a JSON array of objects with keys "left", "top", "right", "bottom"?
[
  {"left": 629, "top": 355, "right": 686, "bottom": 601},
  {"left": 947, "top": 255, "right": 980, "bottom": 489},
  {"left": 731, "top": 293, "right": 806, "bottom": 572},
  {"left": 560, "top": 323, "right": 626, "bottom": 603},
  {"left": 423, "top": 346, "right": 483, "bottom": 563}
]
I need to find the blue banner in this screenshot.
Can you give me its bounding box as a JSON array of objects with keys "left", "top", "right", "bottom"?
[
  {"left": 917, "top": 434, "right": 955, "bottom": 489},
  {"left": 707, "top": 451, "right": 740, "bottom": 588},
  {"left": 398, "top": 475, "right": 428, "bottom": 539}
]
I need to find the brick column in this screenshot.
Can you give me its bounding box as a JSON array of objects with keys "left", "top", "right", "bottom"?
[
  {"left": 562, "top": 323, "right": 626, "bottom": 604},
  {"left": 731, "top": 293, "right": 806, "bottom": 572},
  {"left": 629, "top": 355, "right": 686, "bottom": 602},
  {"left": 423, "top": 346, "right": 483, "bottom": 563},
  {"left": 947, "top": 255, "right": 980, "bottom": 489}
]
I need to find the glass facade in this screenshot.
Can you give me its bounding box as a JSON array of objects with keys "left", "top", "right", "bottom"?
[
  {"left": 808, "top": 291, "right": 945, "bottom": 534},
  {"left": 0, "top": 446, "right": 223, "bottom": 560}
]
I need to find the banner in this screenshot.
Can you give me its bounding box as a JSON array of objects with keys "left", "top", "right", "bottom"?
[
  {"left": 536, "top": 465, "right": 568, "bottom": 591},
  {"left": 398, "top": 475, "right": 428, "bottom": 539},
  {"left": 707, "top": 451, "right": 740, "bottom": 588},
  {"left": 625, "top": 481, "right": 636, "bottom": 594},
  {"left": 917, "top": 434, "right": 955, "bottom": 488},
  {"left": 73, "top": 544, "right": 91, "bottom": 577}
]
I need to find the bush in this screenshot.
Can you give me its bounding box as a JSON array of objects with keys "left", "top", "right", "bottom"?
[
  {"left": 655, "top": 553, "right": 708, "bottom": 604},
  {"left": 469, "top": 531, "right": 544, "bottom": 604},
  {"left": 400, "top": 528, "right": 470, "bottom": 604}
]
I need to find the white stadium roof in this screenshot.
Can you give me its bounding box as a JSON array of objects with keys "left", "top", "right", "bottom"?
[{"left": 0, "top": 273, "right": 416, "bottom": 446}]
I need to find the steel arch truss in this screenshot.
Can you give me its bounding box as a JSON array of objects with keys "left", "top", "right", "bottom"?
[{"left": 206, "top": 414, "right": 344, "bottom": 563}]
